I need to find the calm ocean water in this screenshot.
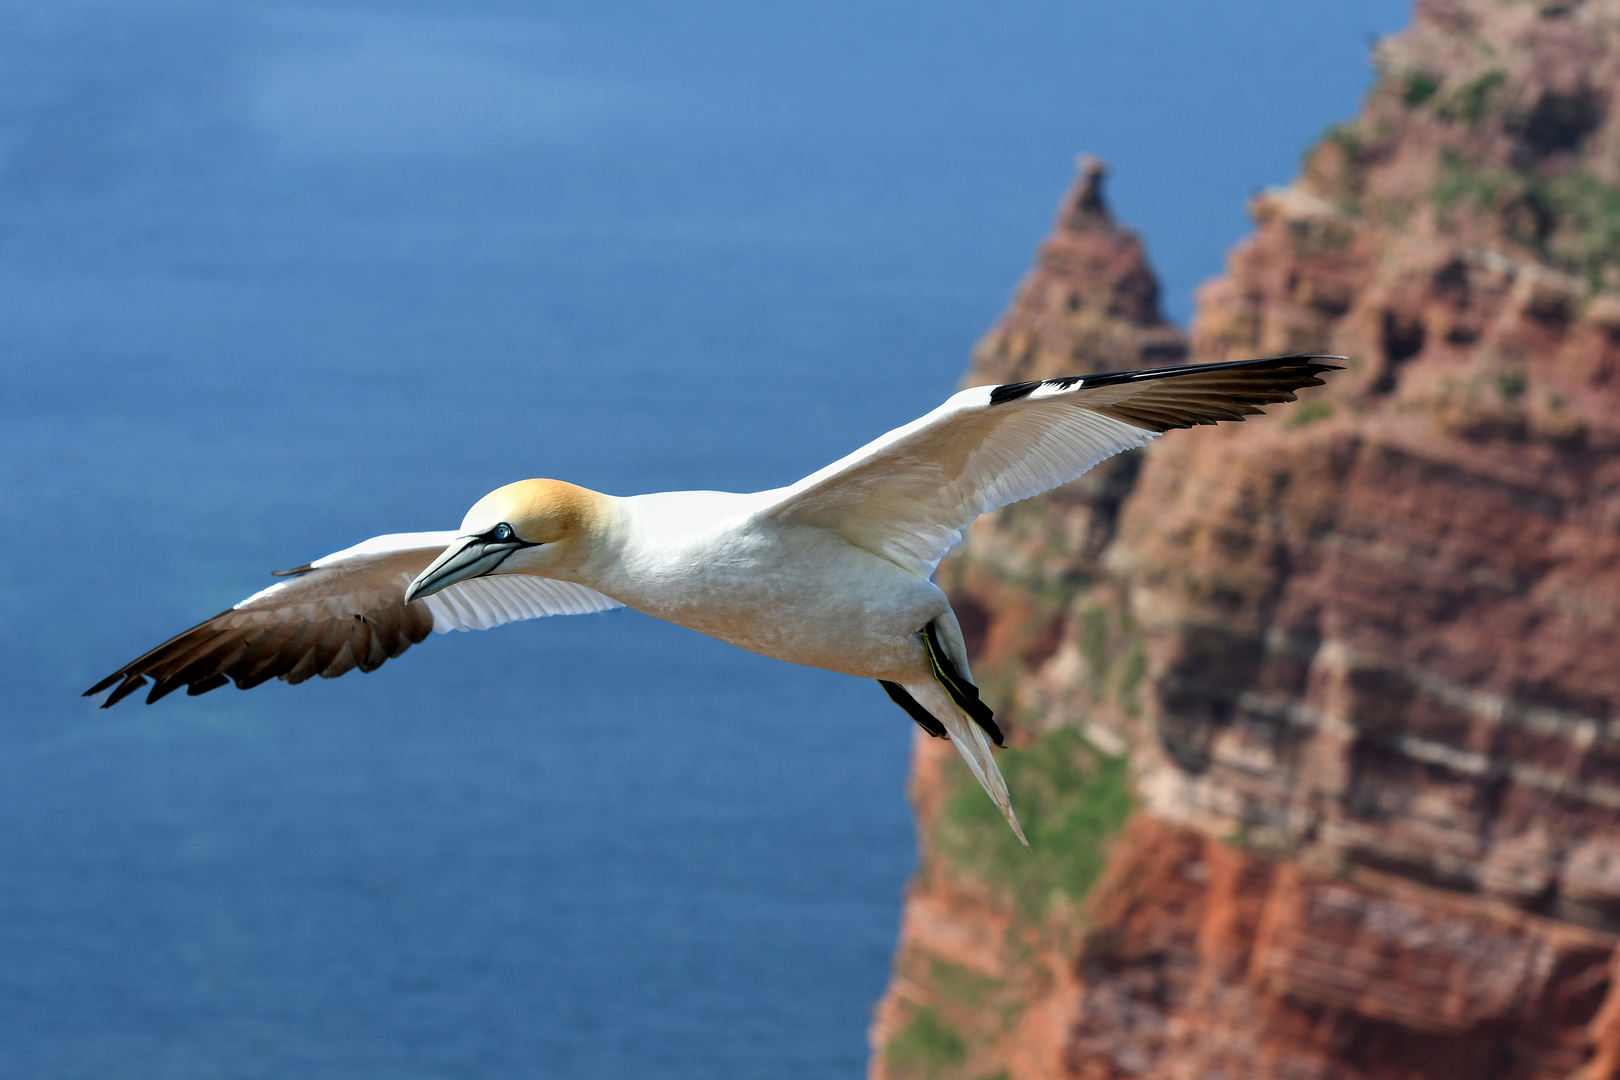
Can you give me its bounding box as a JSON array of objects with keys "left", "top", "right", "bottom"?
[{"left": 0, "top": 3, "right": 1403, "bottom": 1076}]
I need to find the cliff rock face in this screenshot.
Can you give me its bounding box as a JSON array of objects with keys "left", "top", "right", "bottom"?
[{"left": 872, "top": 3, "right": 1620, "bottom": 1077}]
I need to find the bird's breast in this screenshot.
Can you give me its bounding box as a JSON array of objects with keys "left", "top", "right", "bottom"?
[{"left": 593, "top": 512, "right": 942, "bottom": 677}]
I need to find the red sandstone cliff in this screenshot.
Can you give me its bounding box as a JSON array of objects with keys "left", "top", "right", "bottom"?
[{"left": 872, "top": 3, "right": 1620, "bottom": 1077}]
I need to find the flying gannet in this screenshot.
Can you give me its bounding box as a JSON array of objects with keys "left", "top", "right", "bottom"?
[{"left": 87, "top": 353, "right": 1341, "bottom": 843}]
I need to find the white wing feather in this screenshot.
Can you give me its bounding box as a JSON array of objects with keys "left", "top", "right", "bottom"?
[
  {"left": 763, "top": 382, "right": 1157, "bottom": 577},
  {"left": 424, "top": 574, "right": 623, "bottom": 632},
  {"left": 238, "top": 531, "right": 624, "bottom": 632}
]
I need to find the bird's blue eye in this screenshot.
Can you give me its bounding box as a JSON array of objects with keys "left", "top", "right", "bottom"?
[{"left": 493, "top": 523, "right": 514, "bottom": 541}]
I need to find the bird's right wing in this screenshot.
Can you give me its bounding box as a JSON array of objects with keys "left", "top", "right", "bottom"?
[
  {"left": 85, "top": 531, "right": 622, "bottom": 707},
  {"left": 760, "top": 354, "right": 1341, "bottom": 577}
]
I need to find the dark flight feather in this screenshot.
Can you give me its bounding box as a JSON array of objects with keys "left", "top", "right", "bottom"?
[
  {"left": 86, "top": 548, "right": 441, "bottom": 708},
  {"left": 879, "top": 680, "right": 949, "bottom": 739},
  {"left": 921, "top": 620, "right": 1005, "bottom": 748},
  {"left": 986, "top": 353, "right": 1342, "bottom": 432}
]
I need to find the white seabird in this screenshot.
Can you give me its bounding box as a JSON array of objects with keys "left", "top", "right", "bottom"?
[{"left": 88, "top": 354, "right": 1342, "bottom": 843}]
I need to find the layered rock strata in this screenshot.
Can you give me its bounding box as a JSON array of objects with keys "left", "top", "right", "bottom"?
[{"left": 873, "top": 3, "right": 1620, "bottom": 1077}]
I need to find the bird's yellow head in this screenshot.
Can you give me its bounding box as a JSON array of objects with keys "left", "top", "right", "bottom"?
[
  {"left": 404, "top": 479, "right": 610, "bottom": 603},
  {"left": 458, "top": 478, "right": 606, "bottom": 544}
]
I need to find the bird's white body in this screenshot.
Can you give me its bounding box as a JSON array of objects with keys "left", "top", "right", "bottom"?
[
  {"left": 90, "top": 353, "right": 1341, "bottom": 846},
  {"left": 589, "top": 490, "right": 946, "bottom": 680}
]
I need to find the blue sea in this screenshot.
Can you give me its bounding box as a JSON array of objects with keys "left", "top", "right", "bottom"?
[{"left": 0, "top": 2, "right": 1404, "bottom": 1076}]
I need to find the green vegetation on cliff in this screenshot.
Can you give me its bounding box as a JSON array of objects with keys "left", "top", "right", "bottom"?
[
  {"left": 885, "top": 1007, "right": 968, "bottom": 1077},
  {"left": 934, "top": 728, "right": 1133, "bottom": 918},
  {"left": 1436, "top": 68, "right": 1505, "bottom": 126},
  {"left": 1435, "top": 154, "right": 1620, "bottom": 289}
]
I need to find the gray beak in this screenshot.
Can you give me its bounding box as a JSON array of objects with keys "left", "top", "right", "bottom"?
[{"left": 404, "top": 535, "right": 525, "bottom": 603}]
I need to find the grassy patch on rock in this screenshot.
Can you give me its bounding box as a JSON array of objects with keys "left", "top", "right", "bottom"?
[
  {"left": 886, "top": 1007, "right": 969, "bottom": 1077},
  {"left": 933, "top": 728, "right": 1133, "bottom": 918},
  {"left": 928, "top": 957, "right": 1003, "bottom": 1008},
  {"left": 1434, "top": 154, "right": 1620, "bottom": 289},
  {"left": 1436, "top": 68, "right": 1506, "bottom": 126},
  {"left": 1401, "top": 70, "right": 1442, "bottom": 108}
]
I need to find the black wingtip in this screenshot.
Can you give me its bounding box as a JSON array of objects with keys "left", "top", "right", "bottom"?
[
  {"left": 1262, "top": 352, "right": 1347, "bottom": 373},
  {"left": 988, "top": 380, "right": 1040, "bottom": 406},
  {"left": 991, "top": 354, "right": 1348, "bottom": 407},
  {"left": 100, "top": 675, "right": 149, "bottom": 708},
  {"left": 1270, "top": 356, "right": 1347, "bottom": 369},
  {"left": 83, "top": 672, "right": 124, "bottom": 698},
  {"left": 187, "top": 674, "right": 230, "bottom": 696},
  {"left": 1097, "top": 352, "right": 1349, "bottom": 386}
]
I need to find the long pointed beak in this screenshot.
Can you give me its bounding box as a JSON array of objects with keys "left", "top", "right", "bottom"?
[{"left": 404, "top": 535, "right": 523, "bottom": 603}]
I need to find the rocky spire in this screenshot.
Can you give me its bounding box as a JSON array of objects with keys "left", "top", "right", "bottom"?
[
  {"left": 966, "top": 155, "right": 1185, "bottom": 388},
  {"left": 1064, "top": 154, "right": 1109, "bottom": 225}
]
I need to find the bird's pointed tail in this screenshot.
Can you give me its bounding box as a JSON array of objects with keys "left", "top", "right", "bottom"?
[{"left": 903, "top": 679, "right": 1027, "bottom": 847}]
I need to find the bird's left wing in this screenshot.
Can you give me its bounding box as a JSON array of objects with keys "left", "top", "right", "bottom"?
[
  {"left": 85, "top": 531, "right": 622, "bottom": 707},
  {"left": 761, "top": 354, "right": 1341, "bottom": 577}
]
